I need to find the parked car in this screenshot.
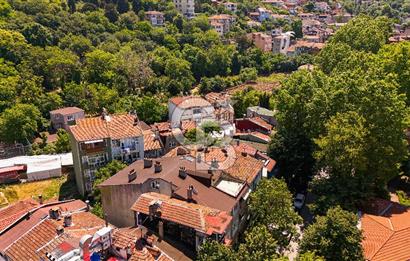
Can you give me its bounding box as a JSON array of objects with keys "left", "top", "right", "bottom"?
[{"left": 294, "top": 193, "right": 305, "bottom": 210}]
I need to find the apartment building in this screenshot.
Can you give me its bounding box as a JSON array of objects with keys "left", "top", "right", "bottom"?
[
  {"left": 173, "top": 0, "right": 195, "bottom": 18},
  {"left": 99, "top": 146, "right": 265, "bottom": 249},
  {"left": 69, "top": 113, "right": 144, "bottom": 196},
  {"left": 247, "top": 32, "right": 273, "bottom": 52},
  {"left": 145, "top": 11, "right": 165, "bottom": 26},
  {"left": 208, "top": 14, "right": 236, "bottom": 35}
]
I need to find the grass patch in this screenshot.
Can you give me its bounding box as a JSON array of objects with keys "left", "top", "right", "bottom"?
[
  {"left": 0, "top": 175, "right": 79, "bottom": 204},
  {"left": 257, "top": 73, "right": 287, "bottom": 84},
  {"left": 397, "top": 190, "right": 410, "bottom": 207}
]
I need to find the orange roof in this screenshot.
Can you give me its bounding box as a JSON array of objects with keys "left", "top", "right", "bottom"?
[
  {"left": 169, "top": 96, "right": 212, "bottom": 109},
  {"left": 3, "top": 206, "right": 106, "bottom": 261},
  {"left": 0, "top": 199, "right": 39, "bottom": 232},
  {"left": 249, "top": 117, "right": 273, "bottom": 131},
  {"left": 143, "top": 130, "right": 163, "bottom": 152},
  {"left": 69, "top": 114, "right": 143, "bottom": 142},
  {"left": 181, "top": 120, "right": 197, "bottom": 131},
  {"left": 361, "top": 201, "right": 410, "bottom": 261},
  {"left": 131, "top": 192, "right": 232, "bottom": 235}
]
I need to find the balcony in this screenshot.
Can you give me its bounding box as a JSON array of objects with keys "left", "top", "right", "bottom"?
[{"left": 81, "top": 141, "right": 106, "bottom": 154}]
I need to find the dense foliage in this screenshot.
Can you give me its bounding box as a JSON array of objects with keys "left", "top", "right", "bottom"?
[
  {"left": 0, "top": 0, "right": 309, "bottom": 144},
  {"left": 269, "top": 15, "right": 409, "bottom": 214},
  {"left": 299, "top": 206, "right": 364, "bottom": 261}
]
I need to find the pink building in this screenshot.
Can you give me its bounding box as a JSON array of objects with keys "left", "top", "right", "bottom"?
[{"left": 247, "top": 32, "right": 272, "bottom": 52}]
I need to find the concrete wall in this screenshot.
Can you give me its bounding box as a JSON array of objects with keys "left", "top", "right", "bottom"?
[{"left": 101, "top": 184, "right": 143, "bottom": 227}]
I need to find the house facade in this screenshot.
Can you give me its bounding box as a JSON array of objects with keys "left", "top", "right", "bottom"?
[
  {"left": 69, "top": 113, "right": 144, "bottom": 196},
  {"left": 248, "top": 32, "right": 273, "bottom": 52},
  {"left": 168, "top": 96, "right": 216, "bottom": 128},
  {"left": 173, "top": 0, "right": 195, "bottom": 18},
  {"left": 145, "top": 11, "right": 165, "bottom": 26},
  {"left": 50, "top": 107, "right": 85, "bottom": 131}
]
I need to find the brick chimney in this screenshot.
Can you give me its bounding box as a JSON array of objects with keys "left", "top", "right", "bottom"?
[
  {"left": 187, "top": 185, "right": 197, "bottom": 202},
  {"left": 38, "top": 194, "right": 43, "bottom": 205},
  {"left": 179, "top": 166, "right": 187, "bottom": 179},
  {"left": 144, "top": 159, "right": 153, "bottom": 168},
  {"left": 63, "top": 214, "right": 72, "bottom": 227},
  {"left": 154, "top": 161, "right": 162, "bottom": 173},
  {"left": 128, "top": 169, "right": 137, "bottom": 183}
]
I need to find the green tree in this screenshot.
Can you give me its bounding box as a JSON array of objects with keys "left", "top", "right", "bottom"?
[
  {"left": 55, "top": 129, "right": 71, "bottom": 153},
  {"left": 0, "top": 29, "right": 28, "bottom": 63},
  {"left": 93, "top": 160, "right": 126, "bottom": 201},
  {"left": 329, "top": 15, "right": 392, "bottom": 53},
  {"left": 0, "top": 103, "right": 43, "bottom": 144},
  {"left": 300, "top": 206, "right": 364, "bottom": 261},
  {"left": 248, "top": 178, "right": 302, "bottom": 249},
  {"left": 197, "top": 240, "right": 235, "bottom": 261},
  {"left": 237, "top": 225, "right": 281, "bottom": 261},
  {"left": 22, "top": 22, "right": 53, "bottom": 47},
  {"left": 132, "top": 95, "right": 167, "bottom": 124},
  {"left": 83, "top": 49, "right": 117, "bottom": 85}
]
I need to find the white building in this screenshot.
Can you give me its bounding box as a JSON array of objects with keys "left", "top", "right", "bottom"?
[
  {"left": 168, "top": 96, "right": 216, "bottom": 128},
  {"left": 223, "top": 1, "right": 238, "bottom": 13},
  {"left": 173, "top": 0, "right": 195, "bottom": 18},
  {"left": 145, "top": 11, "right": 165, "bottom": 26},
  {"left": 272, "top": 30, "right": 293, "bottom": 55}
]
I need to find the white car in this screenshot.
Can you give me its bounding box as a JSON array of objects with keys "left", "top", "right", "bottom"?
[{"left": 294, "top": 193, "right": 305, "bottom": 210}]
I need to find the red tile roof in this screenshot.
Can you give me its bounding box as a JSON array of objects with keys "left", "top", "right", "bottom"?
[
  {"left": 69, "top": 114, "right": 143, "bottom": 142},
  {"left": 0, "top": 200, "right": 87, "bottom": 251},
  {"left": 2, "top": 205, "right": 105, "bottom": 261},
  {"left": 169, "top": 96, "right": 212, "bottom": 109},
  {"left": 143, "top": 130, "right": 163, "bottom": 152},
  {"left": 249, "top": 117, "right": 273, "bottom": 131},
  {"left": 361, "top": 201, "right": 410, "bottom": 261},
  {"left": 50, "top": 107, "right": 84, "bottom": 115},
  {"left": 131, "top": 192, "right": 232, "bottom": 235},
  {"left": 0, "top": 199, "right": 39, "bottom": 232}
]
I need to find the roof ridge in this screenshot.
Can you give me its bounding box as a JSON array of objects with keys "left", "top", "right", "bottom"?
[
  {"left": 369, "top": 230, "right": 396, "bottom": 260},
  {"left": 367, "top": 214, "right": 394, "bottom": 231},
  {"left": 4, "top": 218, "right": 49, "bottom": 251}
]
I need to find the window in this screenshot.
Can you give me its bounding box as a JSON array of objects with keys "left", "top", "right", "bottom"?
[
  {"left": 151, "top": 180, "right": 160, "bottom": 189},
  {"left": 193, "top": 108, "right": 201, "bottom": 114},
  {"left": 67, "top": 115, "right": 74, "bottom": 121}
]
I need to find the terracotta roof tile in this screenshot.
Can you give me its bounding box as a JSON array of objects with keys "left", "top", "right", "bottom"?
[
  {"left": 0, "top": 199, "right": 39, "bottom": 232},
  {"left": 131, "top": 192, "right": 232, "bottom": 235},
  {"left": 143, "top": 130, "right": 163, "bottom": 152},
  {"left": 169, "top": 96, "right": 212, "bottom": 109},
  {"left": 50, "top": 107, "right": 83, "bottom": 115},
  {"left": 361, "top": 201, "right": 410, "bottom": 261},
  {"left": 69, "top": 114, "right": 143, "bottom": 142},
  {"left": 249, "top": 117, "right": 273, "bottom": 131}
]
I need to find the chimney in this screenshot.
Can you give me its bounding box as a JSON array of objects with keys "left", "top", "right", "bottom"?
[
  {"left": 187, "top": 185, "right": 197, "bottom": 202},
  {"left": 144, "top": 159, "right": 153, "bottom": 168},
  {"left": 85, "top": 200, "right": 90, "bottom": 212},
  {"left": 241, "top": 150, "right": 247, "bottom": 157},
  {"left": 101, "top": 107, "right": 108, "bottom": 120},
  {"left": 236, "top": 139, "right": 240, "bottom": 146},
  {"left": 56, "top": 225, "right": 64, "bottom": 235},
  {"left": 128, "top": 169, "right": 137, "bottom": 183},
  {"left": 154, "top": 161, "right": 162, "bottom": 173},
  {"left": 211, "top": 157, "right": 218, "bottom": 169},
  {"left": 179, "top": 166, "right": 187, "bottom": 179},
  {"left": 49, "top": 207, "right": 61, "bottom": 220},
  {"left": 63, "top": 214, "right": 72, "bottom": 227},
  {"left": 38, "top": 194, "right": 43, "bottom": 205}
]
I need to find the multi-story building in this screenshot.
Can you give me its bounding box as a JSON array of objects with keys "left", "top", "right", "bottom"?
[
  {"left": 50, "top": 107, "right": 85, "bottom": 131},
  {"left": 99, "top": 145, "right": 265, "bottom": 249},
  {"left": 173, "top": 0, "right": 195, "bottom": 18},
  {"left": 272, "top": 30, "right": 292, "bottom": 54},
  {"left": 208, "top": 14, "right": 236, "bottom": 35},
  {"left": 168, "top": 96, "right": 216, "bottom": 128},
  {"left": 247, "top": 32, "right": 273, "bottom": 52},
  {"left": 210, "top": 21, "right": 224, "bottom": 35},
  {"left": 223, "top": 1, "right": 238, "bottom": 12},
  {"left": 145, "top": 11, "right": 165, "bottom": 26},
  {"left": 69, "top": 113, "right": 144, "bottom": 196}
]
